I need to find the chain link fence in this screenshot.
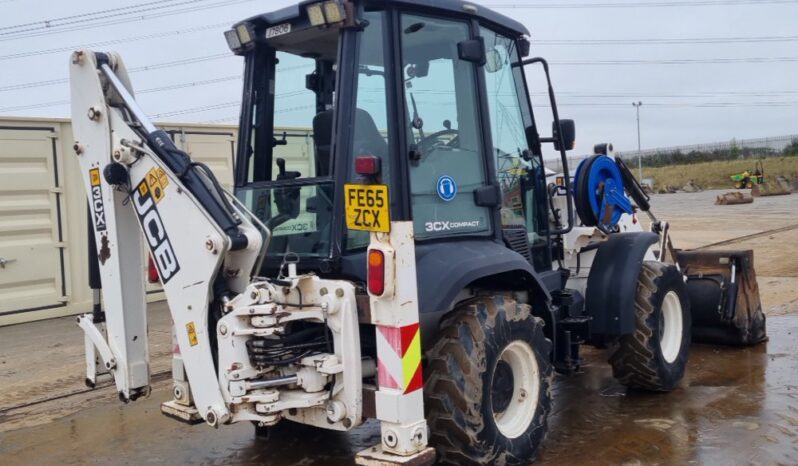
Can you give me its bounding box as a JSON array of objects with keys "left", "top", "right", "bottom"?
[
  {"left": 545, "top": 135, "right": 798, "bottom": 173},
  {"left": 616, "top": 135, "right": 798, "bottom": 168}
]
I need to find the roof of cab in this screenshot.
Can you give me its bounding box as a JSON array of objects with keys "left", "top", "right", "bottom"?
[{"left": 238, "top": 0, "right": 529, "bottom": 37}]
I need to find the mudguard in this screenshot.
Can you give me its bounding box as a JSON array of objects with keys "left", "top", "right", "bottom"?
[
  {"left": 586, "top": 232, "right": 658, "bottom": 339},
  {"left": 337, "top": 239, "right": 551, "bottom": 344},
  {"left": 414, "top": 240, "right": 551, "bottom": 342},
  {"left": 415, "top": 240, "right": 551, "bottom": 312}
]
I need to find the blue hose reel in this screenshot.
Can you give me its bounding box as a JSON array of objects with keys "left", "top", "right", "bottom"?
[{"left": 573, "top": 155, "right": 634, "bottom": 232}]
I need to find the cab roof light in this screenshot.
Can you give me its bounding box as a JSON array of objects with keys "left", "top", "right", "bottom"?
[
  {"left": 306, "top": 1, "right": 346, "bottom": 27},
  {"left": 224, "top": 29, "right": 242, "bottom": 52},
  {"left": 322, "top": 1, "right": 345, "bottom": 23},
  {"left": 236, "top": 23, "right": 253, "bottom": 46},
  {"left": 225, "top": 23, "right": 255, "bottom": 54},
  {"left": 306, "top": 4, "right": 326, "bottom": 26}
]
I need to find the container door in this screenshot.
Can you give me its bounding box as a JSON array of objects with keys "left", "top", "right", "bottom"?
[{"left": 0, "top": 126, "right": 66, "bottom": 316}]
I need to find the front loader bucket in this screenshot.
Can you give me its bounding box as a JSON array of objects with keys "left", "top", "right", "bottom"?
[{"left": 675, "top": 250, "right": 767, "bottom": 346}]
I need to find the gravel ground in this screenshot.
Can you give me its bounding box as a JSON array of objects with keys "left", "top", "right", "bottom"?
[{"left": 1, "top": 189, "right": 796, "bottom": 465}]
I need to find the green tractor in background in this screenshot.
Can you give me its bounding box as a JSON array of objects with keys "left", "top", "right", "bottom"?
[{"left": 730, "top": 160, "right": 764, "bottom": 189}]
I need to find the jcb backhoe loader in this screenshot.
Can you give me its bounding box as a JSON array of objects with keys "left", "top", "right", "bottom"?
[{"left": 71, "top": 1, "right": 766, "bottom": 464}]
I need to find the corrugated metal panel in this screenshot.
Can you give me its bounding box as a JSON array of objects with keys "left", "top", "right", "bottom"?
[
  {"left": 0, "top": 125, "right": 66, "bottom": 316},
  {"left": 168, "top": 128, "right": 237, "bottom": 190},
  {"left": 0, "top": 117, "right": 314, "bottom": 325}
]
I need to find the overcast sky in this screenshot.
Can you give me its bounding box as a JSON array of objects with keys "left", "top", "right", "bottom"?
[{"left": 1, "top": 0, "right": 796, "bottom": 156}]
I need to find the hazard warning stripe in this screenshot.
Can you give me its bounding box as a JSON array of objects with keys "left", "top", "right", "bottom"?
[{"left": 376, "top": 323, "right": 423, "bottom": 394}]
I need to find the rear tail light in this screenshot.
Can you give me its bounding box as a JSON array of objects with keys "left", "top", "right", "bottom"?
[
  {"left": 368, "top": 249, "right": 385, "bottom": 296},
  {"left": 355, "top": 155, "right": 381, "bottom": 176},
  {"left": 147, "top": 254, "right": 160, "bottom": 284}
]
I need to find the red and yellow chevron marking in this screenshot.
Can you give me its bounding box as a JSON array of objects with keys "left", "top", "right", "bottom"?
[{"left": 376, "top": 323, "right": 423, "bottom": 394}]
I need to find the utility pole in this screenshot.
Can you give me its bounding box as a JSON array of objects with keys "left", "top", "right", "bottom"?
[{"left": 632, "top": 101, "right": 643, "bottom": 181}]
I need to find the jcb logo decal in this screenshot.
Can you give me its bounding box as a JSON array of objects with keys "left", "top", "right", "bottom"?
[
  {"left": 133, "top": 180, "right": 181, "bottom": 284},
  {"left": 89, "top": 168, "right": 107, "bottom": 232}
]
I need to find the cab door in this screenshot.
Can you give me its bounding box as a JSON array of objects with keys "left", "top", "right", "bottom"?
[
  {"left": 399, "top": 14, "right": 493, "bottom": 240},
  {"left": 480, "top": 26, "right": 552, "bottom": 271}
]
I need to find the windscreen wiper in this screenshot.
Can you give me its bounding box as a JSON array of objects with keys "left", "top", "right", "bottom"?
[{"left": 410, "top": 92, "right": 425, "bottom": 140}]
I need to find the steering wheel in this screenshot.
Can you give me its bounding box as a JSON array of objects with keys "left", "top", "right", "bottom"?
[{"left": 418, "top": 129, "right": 459, "bottom": 154}]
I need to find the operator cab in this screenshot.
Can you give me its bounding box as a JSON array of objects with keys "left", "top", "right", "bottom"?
[{"left": 231, "top": 0, "right": 574, "bottom": 284}]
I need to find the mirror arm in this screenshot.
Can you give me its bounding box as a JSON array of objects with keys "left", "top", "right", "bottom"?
[{"left": 522, "top": 56, "right": 574, "bottom": 235}]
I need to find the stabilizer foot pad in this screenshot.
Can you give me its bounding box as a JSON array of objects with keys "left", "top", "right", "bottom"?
[
  {"left": 355, "top": 445, "right": 436, "bottom": 466},
  {"left": 161, "top": 400, "right": 203, "bottom": 424}
]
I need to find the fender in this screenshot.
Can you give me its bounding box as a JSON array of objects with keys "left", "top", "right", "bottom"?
[
  {"left": 337, "top": 239, "right": 551, "bottom": 344},
  {"left": 415, "top": 239, "right": 551, "bottom": 314},
  {"left": 413, "top": 240, "right": 551, "bottom": 343},
  {"left": 586, "top": 232, "right": 658, "bottom": 339}
]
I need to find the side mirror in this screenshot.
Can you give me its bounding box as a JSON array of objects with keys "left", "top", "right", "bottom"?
[
  {"left": 553, "top": 119, "right": 576, "bottom": 151},
  {"left": 407, "top": 62, "right": 429, "bottom": 78},
  {"left": 457, "top": 37, "right": 486, "bottom": 66},
  {"left": 518, "top": 37, "right": 531, "bottom": 58},
  {"left": 485, "top": 47, "right": 503, "bottom": 73}
]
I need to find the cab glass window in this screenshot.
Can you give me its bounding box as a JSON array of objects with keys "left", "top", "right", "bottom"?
[{"left": 401, "top": 14, "right": 492, "bottom": 240}]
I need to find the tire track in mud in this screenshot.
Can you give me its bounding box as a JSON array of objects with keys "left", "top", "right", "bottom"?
[
  {"left": 0, "top": 369, "right": 171, "bottom": 416},
  {"left": 695, "top": 223, "right": 798, "bottom": 250}
]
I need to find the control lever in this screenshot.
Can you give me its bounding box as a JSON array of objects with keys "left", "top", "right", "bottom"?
[
  {"left": 272, "top": 131, "right": 288, "bottom": 147},
  {"left": 276, "top": 157, "right": 301, "bottom": 181},
  {"left": 270, "top": 158, "right": 302, "bottom": 230}
]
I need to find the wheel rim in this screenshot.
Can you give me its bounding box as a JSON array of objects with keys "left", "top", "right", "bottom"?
[
  {"left": 491, "top": 340, "right": 540, "bottom": 439},
  {"left": 659, "top": 291, "right": 683, "bottom": 363}
]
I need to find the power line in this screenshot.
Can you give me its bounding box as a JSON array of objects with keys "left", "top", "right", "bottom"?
[
  {"left": 0, "top": 0, "right": 253, "bottom": 42},
  {"left": 537, "top": 90, "right": 798, "bottom": 98},
  {"left": 0, "top": 100, "right": 71, "bottom": 113},
  {"left": 488, "top": 0, "right": 798, "bottom": 8},
  {"left": 201, "top": 115, "right": 240, "bottom": 124},
  {"left": 0, "top": 75, "right": 242, "bottom": 113},
  {"left": 530, "top": 100, "right": 798, "bottom": 108},
  {"left": 0, "top": 0, "right": 202, "bottom": 32},
  {"left": 0, "top": 53, "right": 233, "bottom": 93},
  {"left": 150, "top": 101, "right": 239, "bottom": 118},
  {"left": 0, "top": 21, "right": 232, "bottom": 61},
  {"left": 551, "top": 56, "right": 798, "bottom": 65},
  {"left": 375, "top": 88, "right": 798, "bottom": 98},
  {"left": 154, "top": 99, "right": 798, "bottom": 120},
  {"left": 536, "top": 35, "right": 798, "bottom": 45}
]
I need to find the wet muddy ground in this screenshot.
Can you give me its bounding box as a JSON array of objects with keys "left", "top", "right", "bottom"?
[
  {"left": 1, "top": 190, "right": 797, "bottom": 465},
  {"left": 2, "top": 314, "right": 797, "bottom": 465}
]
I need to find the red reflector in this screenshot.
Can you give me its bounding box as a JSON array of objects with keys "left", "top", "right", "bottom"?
[
  {"left": 355, "top": 155, "right": 381, "bottom": 176},
  {"left": 147, "top": 254, "right": 160, "bottom": 284},
  {"left": 368, "top": 249, "right": 385, "bottom": 296}
]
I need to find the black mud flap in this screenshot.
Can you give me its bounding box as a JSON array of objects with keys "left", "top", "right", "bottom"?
[{"left": 675, "top": 250, "right": 767, "bottom": 346}]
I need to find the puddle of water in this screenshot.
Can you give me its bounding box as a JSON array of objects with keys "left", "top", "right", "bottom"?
[{"left": 2, "top": 316, "right": 797, "bottom": 465}]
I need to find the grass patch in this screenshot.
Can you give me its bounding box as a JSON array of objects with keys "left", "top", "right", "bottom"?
[{"left": 642, "top": 157, "right": 798, "bottom": 189}]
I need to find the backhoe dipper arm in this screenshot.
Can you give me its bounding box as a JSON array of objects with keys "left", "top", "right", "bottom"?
[{"left": 70, "top": 50, "right": 262, "bottom": 423}]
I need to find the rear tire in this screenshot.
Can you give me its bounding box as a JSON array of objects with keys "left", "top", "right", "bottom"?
[
  {"left": 425, "top": 296, "right": 552, "bottom": 465},
  {"left": 609, "top": 262, "right": 691, "bottom": 392}
]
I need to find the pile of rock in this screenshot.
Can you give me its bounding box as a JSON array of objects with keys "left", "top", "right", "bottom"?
[
  {"left": 715, "top": 192, "right": 754, "bottom": 205},
  {"left": 681, "top": 180, "right": 704, "bottom": 193}
]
